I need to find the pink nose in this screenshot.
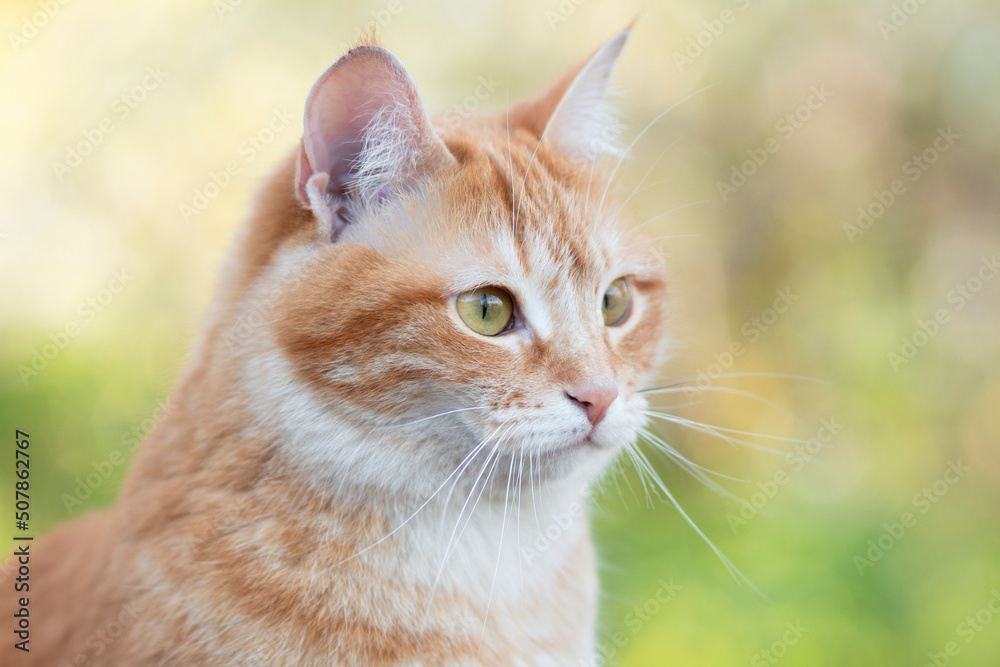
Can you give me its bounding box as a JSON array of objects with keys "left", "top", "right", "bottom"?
[{"left": 566, "top": 383, "right": 619, "bottom": 427}]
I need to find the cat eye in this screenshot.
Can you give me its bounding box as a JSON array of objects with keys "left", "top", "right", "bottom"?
[
  {"left": 456, "top": 286, "right": 515, "bottom": 336},
  {"left": 602, "top": 278, "right": 630, "bottom": 326}
]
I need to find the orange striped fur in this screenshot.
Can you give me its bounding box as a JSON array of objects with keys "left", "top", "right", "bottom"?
[{"left": 2, "top": 29, "right": 669, "bottom": 666}]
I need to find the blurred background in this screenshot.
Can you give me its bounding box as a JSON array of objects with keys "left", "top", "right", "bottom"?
[{"left": 2, "top": 0, "right": 999, "bottom": 664}]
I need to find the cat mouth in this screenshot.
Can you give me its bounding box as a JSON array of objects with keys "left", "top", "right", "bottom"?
[{"left": 544, "top": 434, "right": 598, "bottom": 458}]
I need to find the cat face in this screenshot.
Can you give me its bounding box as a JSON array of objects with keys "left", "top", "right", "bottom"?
[{"left": 240, "top": 33, "right": 668, "bottom": 492}]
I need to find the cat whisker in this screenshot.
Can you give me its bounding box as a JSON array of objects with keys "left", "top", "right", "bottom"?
[
  {"left": 420, "top": 443, "right": 504, "bottom": 628},
  {"left": 386, "top": 405, "right": 491, "bottom": 428},
  {"left": 516, "top": 450, "right": 525, "bottom": 591},
  {"left": 610, "top": 456, "right": 630, "bottom": 507},
  {"left": 585, "top": 143, "right": 600, "bottom": 216},
  {"left": 639, "top": 428, "right": 749, "bottom": 483},
  {"left": 607, "top": 139, "right": 680, "bottom": 221},
  {"left": 329, "top": 427, "right": 497, "bottom": 568},
  {"left": 616, "top": 447, "right": 646, "bottom": 507},
  {"left": 627, "top": 446, "right": 768, "bottom": 599},
  {"left": 630, "top": 199, "right": 709, "bottom": 232},
  {"left": 642, "top": 385, "right": 792, "bottom": 417},
  {"left": 643, "top": 410, "right": 826, "bottom": 450},
  {"left": 640, "top": 371, "right": 830, "bottom": 392},
  {"left": 436, "top": 425, "right": 504, "bottom": 532},
  {"left": 482, "top": 448, "right": 518, "bottom": 642},
  {"left": 630, "top": 445, "right": 660, "bottom": 507},
  {"left": 641, "top": 411, "right": 820, "bottom": 461},
  {"left": 636, "top": 428, "right": 761, "bottom": 514},
  {"left": 648, "top": 234, "right": 700, "bottom": 243},
  {"left": 594, "top": 82, "right": 721, "bottom": 222},
  {"left": 505, "top": 83, "right": 517, "bottom": 234},
  {"left": 425, "top": 425, "right": 516, "bottom": 618}
]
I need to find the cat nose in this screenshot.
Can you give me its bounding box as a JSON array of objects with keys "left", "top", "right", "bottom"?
[{"left": 566, "top": 382, "right": 619, "bottom": 427}]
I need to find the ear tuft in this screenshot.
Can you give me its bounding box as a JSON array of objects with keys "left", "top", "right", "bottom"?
[{"left": 295, "top": 46, "right": 453, "bottom": 242}]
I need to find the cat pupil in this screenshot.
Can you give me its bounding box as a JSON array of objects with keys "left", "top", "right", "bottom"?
[{"left": 481, "top": 295, "right": 488, "bottom": 320}]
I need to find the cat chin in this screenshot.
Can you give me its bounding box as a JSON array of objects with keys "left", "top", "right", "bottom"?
[{"left": 525, "top": 435, "right": 626, "bottom": 484}]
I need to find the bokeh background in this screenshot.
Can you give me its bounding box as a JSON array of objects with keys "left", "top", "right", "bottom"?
[{"left": 2, "top": 0, "right": 999, "bottom": 664}]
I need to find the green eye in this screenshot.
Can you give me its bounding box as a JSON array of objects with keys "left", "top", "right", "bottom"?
[
  {"left": 602, "top": 278, "right": 630, "bottom": 326},
  {"left": 456, "top": 287, "right": 514, "bottom": 336}
]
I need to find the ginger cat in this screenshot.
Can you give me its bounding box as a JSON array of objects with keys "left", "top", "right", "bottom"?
[{"left": 3, "top": 29, "right": 669, "bottom": 666}]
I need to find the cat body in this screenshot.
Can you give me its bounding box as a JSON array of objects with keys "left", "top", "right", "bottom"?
[{"left": 2, "top": 30, "right": 668, "bottom": 666}]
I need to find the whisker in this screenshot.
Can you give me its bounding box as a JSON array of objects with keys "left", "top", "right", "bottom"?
[
  {"left": 628, "top": 446, "right": 768, "bottom": 599},
  {"left": 643, "top": 411, "right": 825, "bottom": 449},
  {"left": 528, "top": 449, "right": 567, "bottom": 575},
  {"left": 437, "top": 425, "right": 504, "bottom": 532},
  {"left": 615, "top": 448, "right": 650, "bottom": 507},
  {"left": 644, "top": 385, "right": 793, "bottom": 418},
  {"left": 631, "top": 200, "right": 709, "bottom": 232},
  {"left": 641, "top": 372, "right": 830, "bottom": 392},
  {"left": 585, "top": 140, "right": 600, "bottom": 216},
  {"left": 648, "top": 234, "right": 700, "bottom": 243},
  {"left": 643, "top": 412, "right": 818, "bottom": 461},
  {"left": 639, "top": 428, "right": 749, "bottom": 482},
  {"left": 608, "top": 138, "right": 680, "bottom": 220},
  {"left": 610, "top": 456, "right": 631, "bottom": 507},
  {"left": 329, "top": 429, "right": 495, "bottom": 567},
  {"left": 595, "top": 82, "right": 721, "bottom": 221},
  {"left": 515, "top": 450, "right": 525, "bottom": 591},
  {"left": 637, "top": 428, "right": 761, "bottom": 513},
  {"left": 387, "top": 405, "right": 490, "bottom": 428},
  {"left": 482, "top": 450, "right": 517, "bottom": 641},
  {"left": 505, "top": 83, "right": 517, "bottom": 235},
  {"left": 424, "top": 429, "right": 511, "bottom": 619}
]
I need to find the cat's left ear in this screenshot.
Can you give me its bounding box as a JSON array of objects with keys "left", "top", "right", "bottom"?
[
  {"left": 511, "top": 28, "right": 630, "bottom": 160},
  {"left": 295, "top": 45, "right": 455, "bottom": 241}
]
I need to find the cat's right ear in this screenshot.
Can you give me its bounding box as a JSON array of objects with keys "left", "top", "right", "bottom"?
[{"left": 295, "top": 46, "right": 455, "bottom": 241}]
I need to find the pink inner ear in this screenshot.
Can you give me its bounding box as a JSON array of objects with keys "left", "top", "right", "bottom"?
[{"left": 295, "top": 47, "right": 421, "bottom": 207}]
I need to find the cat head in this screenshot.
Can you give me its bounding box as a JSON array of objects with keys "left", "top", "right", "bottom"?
[{"left": 224, "top": 30, "right": 669, "bottom": 496}]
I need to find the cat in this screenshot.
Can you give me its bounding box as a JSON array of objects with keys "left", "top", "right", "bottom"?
[{"left": 2, "top": 28, "right": 670, "bottom": 666}]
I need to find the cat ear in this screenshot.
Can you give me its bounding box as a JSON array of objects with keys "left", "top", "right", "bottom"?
[
  {"left": 511, "top": 29, "right": 630, "bottom": 161},
  {"left": 295, "top": 45, "right": 455, "bottom": 241}
]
